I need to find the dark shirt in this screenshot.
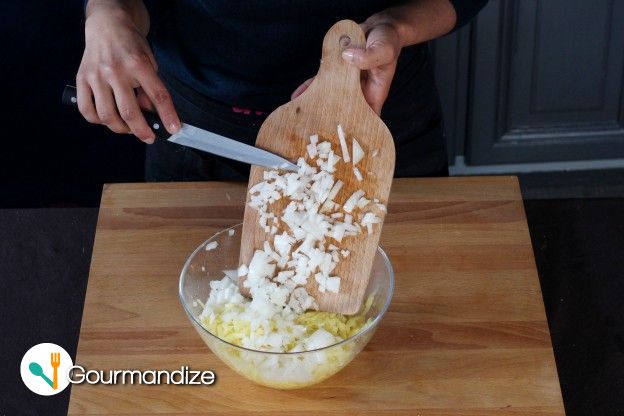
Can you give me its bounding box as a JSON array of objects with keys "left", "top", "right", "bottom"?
[
  {"left": 138, "top": 0, "right": 488, "bottom": 180},
  {"left": 147, "top": 0, "right": 487, "bottom": 110}
]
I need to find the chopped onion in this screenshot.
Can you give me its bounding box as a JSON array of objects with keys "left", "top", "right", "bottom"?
[
  {"left": 325, "top": 276, "right": 341, "bottom": 293},
  {"left": 306, "top": 143, "right": 317, "bottom": 158},
  {"left": 352, "top": 138, "right": 364, "bottom": 165},
  {"left": 241, "top": 125, "right": 387, "bottom": 314},
  {"left": 327, "top": 180, "right": 343, "bottom": 201},
  {"left": 356, "top": 196, "right": 370, "bottom": 209},
  {"left": 223, "top": 269, "right": 239, "bottom": 283},
  {"left": 362, "top": 212, "right": 380, "bottom": 223},
  {"left": 317, "top": 141, "right": 331, "bottom": 155},
  {"left": 337, "top": 124, "right": 350, "bottom": 163},
  {"left": 205, "top": 241, "right": 219, "bottom": 251},
  {"left": 320, "top": 199, "right": 335, "bottom": 213},
  {"left": 343, "top": 190, "right": 365, "bottom": 213},
  {"left": 353, "top": 167, "right": 363, "bottom": 181}
]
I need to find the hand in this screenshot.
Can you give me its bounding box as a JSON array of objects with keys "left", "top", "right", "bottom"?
[
  {"left": 291, "top": 14, "right": 402, "bottom": 115},
  {"left": 76, "top": 6, "right": 180, "bottom": 143}
]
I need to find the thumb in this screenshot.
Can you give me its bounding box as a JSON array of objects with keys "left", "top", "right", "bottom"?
[{"left": 342, "top": 25, "right": 398, "bottom": 70}]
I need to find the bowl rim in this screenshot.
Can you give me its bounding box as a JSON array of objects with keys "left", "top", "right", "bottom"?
[{"left": 178, "top": 223, "right": 394, "bottom": 355}]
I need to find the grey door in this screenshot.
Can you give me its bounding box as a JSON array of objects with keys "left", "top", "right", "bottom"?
[{"left": 435, "top": 0, "right": 624, "bottom": 167}]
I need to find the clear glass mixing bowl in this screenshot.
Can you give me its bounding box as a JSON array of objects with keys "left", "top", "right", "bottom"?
[{"left": 179, "top": 223, "right": 394, "bottom": 389}]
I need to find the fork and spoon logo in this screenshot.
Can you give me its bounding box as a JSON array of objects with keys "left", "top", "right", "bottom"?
[{"left": 20, "top": 343, "right": 73, "bottom": 395}]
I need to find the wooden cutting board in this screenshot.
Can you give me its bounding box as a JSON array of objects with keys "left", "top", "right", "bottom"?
[
  {"left": 240, "top": 20, "right": 395, "bottom": 314},
  {"left": 68, "top": 177, "right": 565, "bottom": 415}
]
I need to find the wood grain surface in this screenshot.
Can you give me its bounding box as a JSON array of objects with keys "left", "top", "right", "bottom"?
[
  {"left": 68, "top": 177, "right": 565, "bottom": 415},
  {"left": 240, "top": 20, "right": 395, "bottom": 314}
]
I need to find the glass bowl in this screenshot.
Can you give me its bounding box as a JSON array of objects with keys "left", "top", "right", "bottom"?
[{"left": 178, "top": 223, "right": 394, "bottom": 389}]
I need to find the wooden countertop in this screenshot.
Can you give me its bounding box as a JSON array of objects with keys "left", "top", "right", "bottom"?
[{"left": 68, "top": 177, "right": 564, "bottom": 415}]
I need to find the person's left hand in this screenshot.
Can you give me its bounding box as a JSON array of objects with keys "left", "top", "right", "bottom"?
[{"left": 291, "top": 15, "right": 402, "bottom": 115}]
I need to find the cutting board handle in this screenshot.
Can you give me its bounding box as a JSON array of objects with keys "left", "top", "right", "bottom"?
[{"left": 307, "top": 20, "right": 368, "bottom": 108}]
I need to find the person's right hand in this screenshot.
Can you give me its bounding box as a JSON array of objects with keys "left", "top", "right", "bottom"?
[{"left": 76, "top": 7, "right": 180, "bottom": 143}]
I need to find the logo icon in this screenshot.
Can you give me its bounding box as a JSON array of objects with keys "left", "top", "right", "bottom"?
[{"left": 20, "top": 343, "right": 73, "bottom": 395}]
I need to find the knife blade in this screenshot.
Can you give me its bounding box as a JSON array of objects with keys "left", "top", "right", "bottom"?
[
  {"left": 62, "top": 85, "right": 298, "bottom": 172},
  {"left": 167, "top": 124, "right": 298, "bottom": 171}
]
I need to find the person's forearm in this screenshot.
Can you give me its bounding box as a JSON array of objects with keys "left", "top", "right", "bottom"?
[
  {"left": 86, "top": 0, "right": 150, "bottom": 37},
  {"left": 366, "top": 0, "right": 457, "bottom": 48}
]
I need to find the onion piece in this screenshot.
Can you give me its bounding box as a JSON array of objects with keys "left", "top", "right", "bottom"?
[
  {"left": 317, "top": 141, "right": 331, "bottom": 155},
  {"left": 352, "top": 138, "right": 364, "bottom": 165},
  {"left": 325, "top": 276, "right": 341, "bottom": 293},
  {"left": 356, "top": 196, "right": 370, "bottom": 208},
  {"left": 353, "top": 167, "right": 363, "bottom": 181},
  {"left": 327, "top": 180, "right": 343, "bottom": 201},
  {"left": 337, "top": 124, "right": 350, "bottom": 162},
  {"left": 343, "top": 190, "right": 365, "bottom": 213},
  {"left": 306, "top": 143, "right": 318, "bottom": 158}
]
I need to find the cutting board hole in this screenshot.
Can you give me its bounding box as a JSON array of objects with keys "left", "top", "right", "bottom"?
[{"left": 339, "top": 35, "right": 351, "bottom": 49}]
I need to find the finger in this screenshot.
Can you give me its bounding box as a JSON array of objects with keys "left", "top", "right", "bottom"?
[
  {"left": 110, "top": 80, "right": 155, "bottom": 143},
  {"left": 342, "top": 26, "right": 398, "bottom": 70},
  {"left": 361, "top": 61, "right": 397, "bottom": 115},
  {"left": 136, "top": 70, "right": 180, "bottom": 134},
  {"left": 342, "top": 44, "right": 395, "bottom": 70},
  {"left": 359, "top": 21, "right": 372, "bottom": 36},
  {"left": 76, "top": 78, "right": 99, "bottom": 124},
  {"left": 92, "top": 79, "right": 129, "bottom": 134},
  {"left": 136, "top": 87, "right": 155, "bottom": 112},
  {"left": 291, "top": 77, "right": 315, "bottom": 100}
]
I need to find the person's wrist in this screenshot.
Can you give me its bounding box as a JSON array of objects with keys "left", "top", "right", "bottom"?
[{"left": 86, "top": 0, "right": 147, "bottom": 37}]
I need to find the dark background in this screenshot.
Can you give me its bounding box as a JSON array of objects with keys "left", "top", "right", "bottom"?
[{"left": 0, "top": 1, "right": 144, "bottom": 209}]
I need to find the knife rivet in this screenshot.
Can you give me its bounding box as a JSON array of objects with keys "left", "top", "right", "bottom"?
[
  {"left": 153, "top": 123, "right": 160, "bottom": 130},
  {"left": 70, "top": 97, "right": 77, "bottom": 103}
]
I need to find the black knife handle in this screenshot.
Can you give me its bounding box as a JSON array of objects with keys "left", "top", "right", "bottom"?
[{"left": 62, "top": 85, "right": 169, "bottom": 140}]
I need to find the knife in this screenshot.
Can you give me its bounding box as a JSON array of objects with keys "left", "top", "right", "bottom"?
[{"left": 62, "top": 85, "right": 298, "bottom": 172}]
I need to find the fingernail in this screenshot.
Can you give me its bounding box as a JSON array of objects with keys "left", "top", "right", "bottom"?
[
  {"left": 170, "top": 122, "right": 180, "bottom": 132},
  {"left": 342, "top": 50, "right": 354, "bottom": 61}
]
